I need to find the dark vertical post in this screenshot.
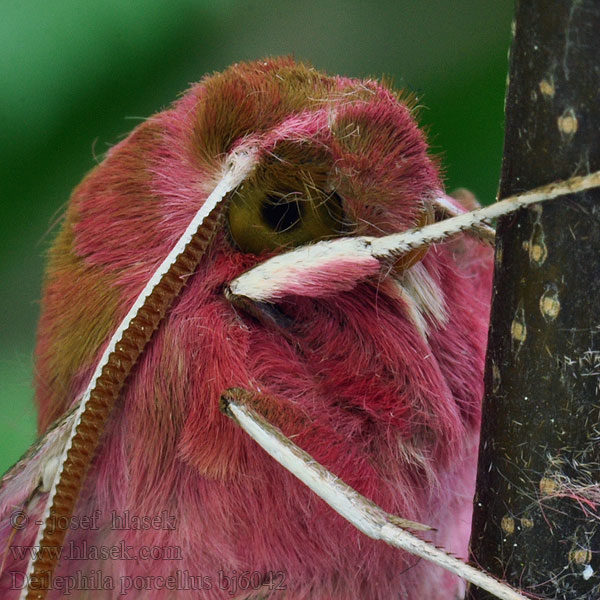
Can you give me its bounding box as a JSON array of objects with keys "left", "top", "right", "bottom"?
[{"left": 469, "top": 2, "right": 600, "bottom": 599}]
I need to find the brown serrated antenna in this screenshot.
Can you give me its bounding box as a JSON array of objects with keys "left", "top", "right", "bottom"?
[{"left": 22, "top": 148, "right": 257, "bottom": 600}]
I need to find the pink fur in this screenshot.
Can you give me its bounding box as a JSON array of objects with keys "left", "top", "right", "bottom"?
[{"left": 0, "top": 58, "right": 492, "bottom": 599}]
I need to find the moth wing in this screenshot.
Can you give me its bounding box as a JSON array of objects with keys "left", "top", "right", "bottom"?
[
  {"left": 0, "top": 405, "right": 76, "bottom": 518},
  {"left": 0, "top": 406, "right": 78, "bottom": 593}
]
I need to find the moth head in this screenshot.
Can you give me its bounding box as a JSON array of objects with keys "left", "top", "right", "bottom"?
[{"left": 191, "top": 58, "right": 441, "bottom": 266}]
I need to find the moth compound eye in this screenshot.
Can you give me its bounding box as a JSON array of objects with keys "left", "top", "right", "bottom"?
[
  {"left": 227, "top": 186, "right": 345, "bottom": 255},
  {"left": 260, "top": 194, "right": 303, "bottom": 233}
]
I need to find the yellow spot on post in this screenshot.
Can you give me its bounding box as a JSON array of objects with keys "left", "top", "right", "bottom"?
[
  {"left": 558, "top": 108, "right": 578, "bottom": 138},
  {"left": 528, "top": 209, "right": 547, "bottom": 266},
  {"left": 511, "top": 317, "right": 526, "bottom": 343},
  {"left": 540, "top": 285, "right": 560, "bottom": 321},
  {"left": 521, "top": 517, "right": 534, "bottom": 529},
  {"left": 530, "top": 243, "right": 547, "bottom": 264},
  {"left": 539, "top": 79, "right": 555, "bottom": 98},
  {"left": 539, "top": 476, "right": 558, "bottom": 495},
  {"left": 501, "top": 515, "right": 515, "bottom": 535},
  {"left": 569, "top": 548, "right": 592, "bottom": 565}
]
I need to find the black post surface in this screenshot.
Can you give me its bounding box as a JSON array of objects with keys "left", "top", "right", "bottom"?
[{"left": 469, "top": 2, "right": 600, "bottom": 599}]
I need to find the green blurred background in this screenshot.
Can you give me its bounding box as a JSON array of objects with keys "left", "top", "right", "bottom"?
[{"left": 0, "top": 0, "right": 513, "bottom": 471}]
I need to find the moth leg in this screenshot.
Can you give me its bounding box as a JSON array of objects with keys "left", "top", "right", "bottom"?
[
  {"left": 220, "top": 387, "right": 432, "bottom": 534},
  {"left": 225, "top": 290, "right": 295, "bottom": 339},
  {"left": 220, "top": 388, "right": 527, "bottom": 600}
]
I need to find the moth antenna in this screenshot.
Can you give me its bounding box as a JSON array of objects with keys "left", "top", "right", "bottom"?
[
  {"left": 220, "top": 388, "right": 528, "bottom": 600},
  {"left": 372, "top": 169, "right": 600, "bottom": 258},
  {"left": 430, "top": 193, "right": 496, "bottom": 245},
  {"left": 21, "top": 148, "right": 257, "bottom": 600}
]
